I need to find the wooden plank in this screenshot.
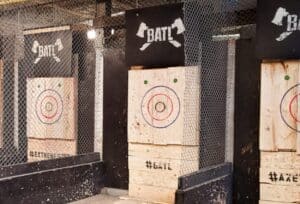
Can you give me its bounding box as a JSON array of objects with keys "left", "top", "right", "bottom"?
[
  {"left": 0, "top": 0, "right": 27, "bottom": 5},
  {"left": 27, "top": 138, "right": 76, "bottom": 162},
  {"left": 23, "top": 26, "right": 70, "bottom": 35},
  {"left": 128, "top": 66, "right": 200, "bottom": 145},
  {"left": 259, "top": 201, "right": 294, "bottom": 204},
  {"left": 129, "top": 183, "right": 176, "bottom": 204},
  {"left": 27, "top": 77, "right": 77, "bottom": 140},
  {"left": 260, "top": 184, "right": 300, "bottom": 203},
  {"left": 261, "top": 152, "right": 300, "bottom": 169},
  {"left": 129, "top": 169, "right": 178, "bottom": 189},
  {"left": 260, "top": 168, "right": 300, "bottom": 186},
  {"left": 260, "top": 61, "right": 300, "bottom": 151},
  {"left": 128, "top": 156, "right": 198, "bottom": 176},
  {"left": 129, "top": 143, "right": 199, "bottom": 161},
  {"left": 130, "top": 66, "right": 144, "bottom": 70}
]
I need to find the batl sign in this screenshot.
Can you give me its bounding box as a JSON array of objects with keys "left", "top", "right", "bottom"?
[
  {"left": 136, "top": 18, "right": 185, "bottom": 51},
  {"left": 24, "top": 30, "right": 72, "bottom": 72},
  {"left": 257, "top": 0, "right": 300, "bottom": 59},
  {"left": 272, "top": 7, "right": 300, "bottom": 41},
  {"left": 32, "top": 39, "right": 64, "bottom": 64},
  {"left": 126, "top": 3, "right": 185, "bottom": 68}
]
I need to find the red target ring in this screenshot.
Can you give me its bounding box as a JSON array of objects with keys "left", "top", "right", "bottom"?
[
  {"left": 289, "top": 93, "right": 300, "bottom": 123},
  {"left": 40, "top": 95, "right": 59, "bottom": 119},
  {"left": 147, "top": 93, "right": 174, "bottom": 121},
  {"left": 35, "top": 89, "right": 63, "bottom": 125},
  {"left": 141, "top": 86, "right": 180, "bottom": 128}
]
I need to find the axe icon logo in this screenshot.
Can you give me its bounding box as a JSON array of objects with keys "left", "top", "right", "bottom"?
[
  {"left": 272, "top": 7, "right": 300, "bottom": 41},
  {"left": 136, "top": 18, "right": 185, "bottom": 51},
  {"left": 31, "top": 39, "right": 64, "bottom": 64}
]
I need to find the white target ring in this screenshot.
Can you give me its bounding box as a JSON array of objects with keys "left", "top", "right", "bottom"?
[
  {"left": 141, "top": 86, "right": 180, "bottom": 128},
  {"left": 35, "top": 89, "right": 63, "bottom": 125}
]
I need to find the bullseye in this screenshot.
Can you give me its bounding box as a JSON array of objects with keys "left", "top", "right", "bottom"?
[
  {"left": 155, "top": 102, "right": 166, "bottom": 113},
  {"left": 141, "top": 86, "right": 180, "bottom": 128},
  {"left": 35, "top": 89, "right": 63, "bottom": 125}
]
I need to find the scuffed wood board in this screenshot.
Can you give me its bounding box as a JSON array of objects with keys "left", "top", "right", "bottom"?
[
  {"left": 261, "top": 152, "right": 300, "bottom": 169},
  {"left": 260, "top": 168, "right": 300, "bottom": 186},
  {"left": 260, "top": 61, "right": 300, "bottom": 152},
  {"left": 28, "top": 138, "right": 77, "bottom": 162},
  {"left": 27, "top": 77, "right": 77, "bottom": 140},
  {"left": 260, "top": 184, "right": 300, "bottom": 203},
  {"left": 128, "top": 66, "right": 200, "bottom": 145},
  {"left": 129, "top": 183, "right": 176, "bottom": 204}
]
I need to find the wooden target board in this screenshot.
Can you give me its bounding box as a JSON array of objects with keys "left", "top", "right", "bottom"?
[
  {"left": 27, "top": 77, "right": 77, "bottom": 161},
  {"left": 260, "top": 61, "right": 300, "bottom": 203},
  {"left": 128, "top": 66, "right": 200, "bottom": 145},
  {"left": 260, "top": 61, "right": 300, "bottom": 152},
  {"left": 128, "top": 143, "right": 199, "bottom": 203},
  {"left": 128, "top": 66, "right": 200, "bottom": 203}
]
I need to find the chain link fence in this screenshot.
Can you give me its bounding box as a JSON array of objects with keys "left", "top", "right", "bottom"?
[{"left": 0, "top": 0, "right": 256, "bottom": 173}]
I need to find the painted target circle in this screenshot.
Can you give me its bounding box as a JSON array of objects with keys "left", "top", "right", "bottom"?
[
  {"left": 35, "top": 89, "right": 63, "bottom": 125},
  {"left": 280, "top": 84, "right": 300, "bottom": 132},
  {"left": 141, "top": 86, "right": 180, "bottom": 128}
]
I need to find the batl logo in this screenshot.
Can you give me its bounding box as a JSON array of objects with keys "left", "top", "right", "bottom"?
[
  {"left": 136, "top": 18, "right": 185, "bottom": 51},
  {"left": 272, "top": 7, "right": 300, "bottom": 41},
  {"left": 31, "top": 39, "right": 64, "bottom": 64}
]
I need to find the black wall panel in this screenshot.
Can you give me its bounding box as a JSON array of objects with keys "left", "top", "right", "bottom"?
[
  {"left": 234, "top": 36, "right": 260, "bottom": 203},
  {"left": 103, "top": 49, "right": 128, "bottom": 189}
]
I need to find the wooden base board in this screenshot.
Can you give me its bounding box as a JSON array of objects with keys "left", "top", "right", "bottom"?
[
  {"left": 261, "top": 151, "right": 300, "bottom": 169},
  {"left": 260, "top": 184, "right": 300, "bottom": 203},
  {"left": 28, "top": 138, "right": 77, "bottom": 162},
  {"left": 259, "top": 201, "right": 295, "bottom": 204},
  {"left": 129, "top": 143, "right": 199, "bottom": 161},
  {"left": 129, "top": 169, "right": 178, "bottom": 189},
  {"left": 129, "top": 183, "right": 176, "bottom": 204},
  {"left": 260, "top": 168, "right": 300, "bottom": 186},
  {"left": 128, "top": 156, "right": 198, "bottom": 177}
]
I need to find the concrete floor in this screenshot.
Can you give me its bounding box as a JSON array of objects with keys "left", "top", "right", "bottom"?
[
  {"left": 71, "top": 194, "right": 146, "bottom": 204},
  {"left": 71, "top": 188, "right": 152, "bottom": 204}
]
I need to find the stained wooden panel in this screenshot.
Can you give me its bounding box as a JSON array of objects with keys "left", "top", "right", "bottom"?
[
  {"left": 103, "top": 49, "right": 128, "bottom": 189},
  {"left": 234, "top": 37, "right": 260, "bottom": 203},
  {"left": 128, "top": 66, "right": 200, "bottom": 145},
  {"left": 260, "top": 61, "right": 300, "bottom": 152},
  {"left": 27, "top": 138, "right": 76, "bottom": 162},
  {"left": 27, "top": 77, "right": 77, "bottom": 140}
]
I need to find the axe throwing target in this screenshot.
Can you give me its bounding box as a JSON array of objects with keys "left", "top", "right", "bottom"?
[
  {"left": 35, "top": 89, "right": 63, "bottom": 125},
  {"left": 141, "top": 86, "right": 180, "bottom": 128},
  {"left": 280, "top": 84, "right": 300, "bottom": 132}
]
